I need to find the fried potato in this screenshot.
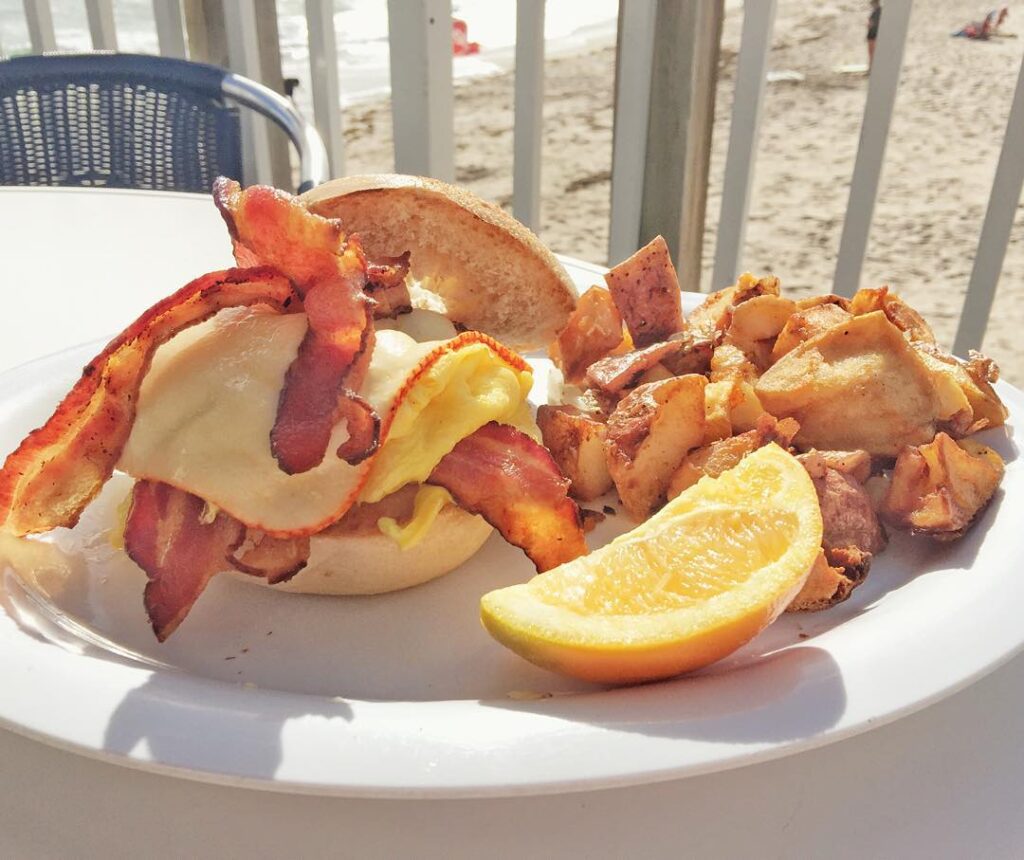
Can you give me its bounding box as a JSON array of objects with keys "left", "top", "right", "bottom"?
[
  {"left": 636, "top": 362, "right": 675, "bottom": 386},
  {"left": 703, "top": 378, "right": 766, "bottom": 444},
  {"left": 686, "top": 272, "right": 781, "bottom": 341},
  {"left": 703, "top": 381, "right": 733, "bottom": 443},
  {"left": 605, "top": 375, "right": 707, "bottom": 520},
  {"left": 796, "top": 294, "right": 852, "bottom": 312},
  {"left": 755, "top": 311, "right": 941, "bottom": 457},
  {"left": 850, "top": 287, "right": 935, "bottom": 344},
  {"left": 585, "top": 340, "right": 688, "bottom": 397},
  {"left": 537, "top": 405, "right": 613, "bottom": 502},
  {"left": 881, "top": 432, "right": 1004, "bottom": 540},
  {"left": 668, "top": 414, "right": 800, "bottom": 499},
  {"left": 864, "top": 473, "right": 891, "bottom": 512},
  {"left": 660, "top": 332, "right": 715, "bottom": 376},
  {"left": 709, "top": 342, "right": 759, "bottom": 384},
  {"left": 798, "top": 449, "right": 873, "bottom": 484},
  {"left": 787, "top": 549, "right": 865, "bottom": 612},
  {"left": 912, "top": 343, "right": 975, "bottom": 434},
  {"left": 771, "top": 301, "right": 853, "bottom": 363},
  {"left": 782, "top": 452, "right": 884, "bottom": 611},
  {"left": 550, "top": 286, "right": 625, "bottom": 384},
  {"left": 727, "top": 294, "right": 796, "bottom": 348},
  {"left": 802, "top": 456, "right": 887, "bottom": 555},
  {"left": 914, "top": 343, "right": 1008, "bottom": 433},
  {"left": 604, "top": 236, "right": 684, "bottom": 348}
]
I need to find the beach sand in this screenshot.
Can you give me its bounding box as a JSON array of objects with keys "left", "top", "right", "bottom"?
[{"left": 340, "top": 0, "right": 1024, "bottom": 382}]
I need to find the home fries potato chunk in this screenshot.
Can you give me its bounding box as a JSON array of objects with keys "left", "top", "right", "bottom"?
[{"left": 542, "top": 236, "right": 1009, "bottom": 614}]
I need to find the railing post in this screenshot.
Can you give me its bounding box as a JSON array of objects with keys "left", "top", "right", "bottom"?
[
  {"left": 608, "top": 0, "right": 656, "bottom": 265},
  {"left": 953, "top": 52, "right": 1024, "bottom": 355},
  {"left": 833, "top": 0, "right": 913, "bottom": 297},
  {"left": 711, "top": 0, "right": 777, "bottom": 291},
  {"left": 254, "top": 0, "right": 294, "bottom": 190},
  {"left": 153, "top": 0, "right": 188, "bottom": 59},
  {"left": 222, "top": 0, "right": 274, "bottom": 185},
  {"left": 513, "top": 0, "right": 545, "bottom": 230},
  {"left": 85, "top": 0, "right": 118, "bottom": 51},
  {"left": 306, "top": 0, "right": 345, "bottom": 178},
  {"left": 639, "top": 0, "right": 723, "bottom": 291},
  {"left": 23, "top": 0, "right": 57, "bottom": 53},
  {"left": 386, "top": 0, "right": 454, "bottom": 181}
]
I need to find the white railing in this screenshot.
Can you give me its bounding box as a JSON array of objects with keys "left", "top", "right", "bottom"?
[{"left": 6, "top": 0, "right": 1024, "bottom": 352}]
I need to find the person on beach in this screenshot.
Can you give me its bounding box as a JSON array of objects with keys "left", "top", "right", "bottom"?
[
  {"left": 953, "top": 6, "right": 1009, "bottom": 40},
  {"left": 867, "top": 1, "right": 881, "bottom": 68}
]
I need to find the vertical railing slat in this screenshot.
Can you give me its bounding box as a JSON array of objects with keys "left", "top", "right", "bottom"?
[
  {"left": 833, "top": 0, "right": 913, "bottom": 297},
  {"left": 710, "top": 0, "right": 777, "bottom": 291},
  {"left": 222, "top": 0, "right": 274, "bottom": 185},
  {"left": 953, "top": 53, "right": 1024, "bottom": 355},
  {"left": 386, "top": 0, "right": 454, "bottom": 181},
  {"left": 512, "top": 0, "right": 545, "bottom": 230},
  {"left": 23, "top": 0, "right": 57, "bottom": 53},
  {"left": 607, "top": 0, "right": 656, "bottom": 264},
  {"left": 153, "top": 0, "right": 188, "bottom": 59},
  {"left": 84, "top": 0, "right": 118, "bottom": 51},
  {"left": 639, "top": 0, "right": 723, "bottom": 291},
  {"left": 306, "top": 0, "right": 345, "bottom": 178}
]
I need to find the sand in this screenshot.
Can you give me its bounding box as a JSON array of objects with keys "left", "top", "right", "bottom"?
[{"left": 339, "top": 0, "right": 1024, "bottom": 383}]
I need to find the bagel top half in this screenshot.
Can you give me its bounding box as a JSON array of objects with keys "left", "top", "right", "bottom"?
[{"left": 302, "top": 174, "right": 578, "bottom": 351}]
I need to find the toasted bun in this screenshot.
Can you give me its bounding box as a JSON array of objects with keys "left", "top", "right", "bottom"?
[
  {"left": 302, "top": 174, "right": 577, "bottom": 350},
  {"left": 232, "top": 499, "right": 494, "bottom": 596}
]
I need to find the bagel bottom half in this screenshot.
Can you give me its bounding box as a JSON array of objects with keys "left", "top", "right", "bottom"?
[{"left": 230, "top": 487, "right": 494, "bottom": 596}]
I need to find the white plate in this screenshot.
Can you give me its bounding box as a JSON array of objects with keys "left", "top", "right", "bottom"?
[{"left": 0, "top": 259, "right": 1021, "bottom": 798}]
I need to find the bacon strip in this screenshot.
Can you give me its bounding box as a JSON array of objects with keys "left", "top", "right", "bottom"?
[
  {"left": 124, "top": 480, "right": 246, "bottom": 642},
  {"left": 230, "top": 530, "right": 310, "bottom": 585},
  {"left": 271, "top": 280, "right": 378, "bottom": 472},
  {"left": 0, "top": 267, "right": 297, "bottom": 537},
  {"left": 427, "top": 422, "right": 588, "bottom": 572},
  {"left": 125, "top": 481, "right": 313, "bottom": 639},
  {"left": 366, "top": 251, "right": 413, "bottom": 318},
  {"left": 214, "top": 178, "right": 378, "bottom": 473},
  {"left": 604, "top": 235, "right": 684, "bottom": 348},
  {"left": 214, "top": 179, "right": 360, "bottom": 295}
]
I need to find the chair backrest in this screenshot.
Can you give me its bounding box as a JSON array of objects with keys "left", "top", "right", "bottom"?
[{"left": 0, "top": 53, "right": 242, "bottom": 193}]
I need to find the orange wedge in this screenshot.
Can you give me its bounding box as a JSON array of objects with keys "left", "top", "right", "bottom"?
[{"left": 480, "top": 444, "right": 822, "bottom": 684}]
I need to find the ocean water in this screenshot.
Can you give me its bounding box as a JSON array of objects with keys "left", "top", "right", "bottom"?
[{"left": 0, "top": 0, "right": 619, "bottom": 110}]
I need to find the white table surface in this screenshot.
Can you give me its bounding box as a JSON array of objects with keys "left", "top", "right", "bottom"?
[{"left": 0, "top": 186, "right": 1022, "bottom": 859}]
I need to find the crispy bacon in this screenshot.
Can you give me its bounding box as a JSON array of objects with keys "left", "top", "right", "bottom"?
[
  {"left": 214, "top": 178, "right": 378, "bottom": 473},
  {"left": 124, "top": 480, "right": 246, "bottom": 642},
  {"left": 427, "top": 422, "right": 588, "bottom": 572},
  {"left": 550, "top": 286, "right": 625, "bottom": 384},
  {"left": 604, "top": 236, "right": 684, "bottom": 348},
  {"left": 585, "top": 340, "right": 686, "bottom": 396},
  {"left": 271, "top": 284, "right": 378, "bottom": 472},
  {"left": 366, "top": 251, "right": 413, "bottom": 318},
  {"left": 230, "top": 530, "right": 310, "bottom": 585},
  {"left": 126, "top": 481, "right": 313, "bottom": 639},
  {"left": 0, "top": 267, "right": 298, "bottom": 537},
  {"left": 214, "top": 179, "right": 361, "bottom": 296}
]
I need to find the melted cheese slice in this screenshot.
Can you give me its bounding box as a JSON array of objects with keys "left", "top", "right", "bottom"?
[{"left": 119, "top": 309, "right": 534, "bottom": 535}]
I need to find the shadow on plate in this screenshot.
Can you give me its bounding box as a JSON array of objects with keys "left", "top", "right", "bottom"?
[
  {"left": 480, "top": 645, "right": 847, "bottom": 745},
  {"left": 101, "top": 670, "right": 354, "bottom": 782}
]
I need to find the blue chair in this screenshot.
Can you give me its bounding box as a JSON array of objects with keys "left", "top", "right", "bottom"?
[{"left": 0, "top": 53, "right": 328, "bottom": 193}]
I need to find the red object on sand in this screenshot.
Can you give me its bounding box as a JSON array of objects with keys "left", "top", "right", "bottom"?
[{"left": 452, "top": 18, "right": 480, "bottom": 56}]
